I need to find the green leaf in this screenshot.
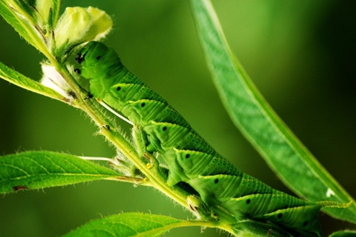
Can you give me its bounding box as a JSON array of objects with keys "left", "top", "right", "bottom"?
[
  {"left": 0, "top": 0, "right": 58, "bottom": 61},
  {"left": 189, "top": 0, "right": 356, "bottom": 222},
  {"left": 63, "top": 212, "right": 293, "bottom": 237},
  {"left": 230, "top": 220, "right": 293, "bottom": 237},
  {"left": 0, "top": 151, "right": 120, "bottom": 193},
  {"left": 329, "top": 230, "right": 356, "bottom": 237},
  {"left": 0, "top": 61, "right": 70, "bottom": 103},
  {"left": 63, "top": 213, "right": 183, "bottom": 237},
  {"left": 0, "top": 0, "right": 39, "bottom": 49}
]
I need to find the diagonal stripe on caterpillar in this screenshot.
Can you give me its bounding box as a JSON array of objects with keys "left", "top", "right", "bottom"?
[{"left": 75, "top": 41, "right": 328, "bottom": 237}]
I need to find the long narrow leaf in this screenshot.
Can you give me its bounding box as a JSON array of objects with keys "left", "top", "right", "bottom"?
[
  {"left": 63, "top": 213, "right": 183, "bottom": 237},
  {"left": 0, "top": 151, "right": 121, "bottom": 193},
  {"left": 0, "top": 1, "right": 38, "bottom": 49},
  {"left": 190, "top": 0, "right": 356, "bottom": 222},
  {"left": 63, "top": 212, "right": 295, "bottom": 237},
  {"left": 0, "top": 61, "right": 70, "bottom": 103}
]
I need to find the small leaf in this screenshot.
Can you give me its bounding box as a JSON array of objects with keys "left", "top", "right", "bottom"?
[
  {"left": 0, "top": 61, "right": 70, "bottom": 103},
  {"left": 190, "top": 0, "right": 356, "bottom": 222},
  {"left": 0, "top": 151, "right": 120, "bottom": 193},
  {"left": 63, "top": 212, "right": 183, "bottom": 237}
]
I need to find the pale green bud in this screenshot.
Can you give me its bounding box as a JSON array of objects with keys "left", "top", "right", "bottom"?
[
  {"left": 54, "top": 7, "right": 112, "bottom": 55},
  {"left": 83, "top": 7, "right": 113, "bottom": 42}
]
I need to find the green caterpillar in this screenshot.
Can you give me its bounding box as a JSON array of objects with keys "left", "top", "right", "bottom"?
[{"left": 75, "top": 41, "right": 324, "bottom": 237}]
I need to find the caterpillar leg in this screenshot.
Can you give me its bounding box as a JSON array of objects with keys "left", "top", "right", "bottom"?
[
  {"left": 187, "top": 195, "right": 218, "bottom": 222},
  {"left": 132, "top": 125, "right": 149, "bottom": 157},
  {"left": 132, "top": 125, "right": 158, "bottom": 169}
]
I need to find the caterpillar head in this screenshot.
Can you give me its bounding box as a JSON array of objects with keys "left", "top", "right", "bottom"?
[
  {"left": 75, "top": 41, "right": 122, "bottom": 98},
  {"left": 75, "top": 41, "right": 121, "bottom": 79}
]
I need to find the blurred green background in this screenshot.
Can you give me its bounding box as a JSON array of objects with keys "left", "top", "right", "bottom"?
[{"left": 0, "top": 0, "right": 355, "bottom": 236}]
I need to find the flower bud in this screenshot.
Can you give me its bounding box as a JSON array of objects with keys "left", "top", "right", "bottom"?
[{"left": 54, "top": 7, "right": 112, "bottom": 55}]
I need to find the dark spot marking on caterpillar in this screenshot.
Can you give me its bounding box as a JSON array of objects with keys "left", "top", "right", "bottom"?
[
  {"left": 141, "top": 102, "right": 145, "bottom": 107},
  {"left": 75, "top": 52, "right": 87, "bottom": 64},
  {"left": 117, "top": 86, "right": 121, "bottom": 91},
  {"left": 185, "top": 154, "right": 190, "bottom": 159},
  {"left": 246, "top": 199, "right": 251, "bottom": 204},
  {"left": 302, "top": 220, "right": 309, "bottom": 227},
  {"left": 74, "top": 68, "right": 81, "bottom": 74},
  {"left": 214, "top": 179, "right": 219, "bottom": 184},
  {"left": 277, "top": 213, "right": 283, "bottom": 219},
  {"left": 13, "top": 186, "right": 28, "bottom": 191},
  {"left": 96, "top": 55, "right": 101, "bottom": 60},
  {"left": 162, "top": 126, "right": 167, "bottom": 131}
]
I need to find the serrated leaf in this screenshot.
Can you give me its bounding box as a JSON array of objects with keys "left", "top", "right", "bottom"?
[
  {"left": 0, "top": 151, "right": 120, "bottom": 193},
  {"left": 63, "top": 212, "right": 299, "bottom": 237},
  {"left": 63, "top": 212, "right": 183, "bottom": 237},
  {"left": 0, "top": 61, "right": 70, "bottom": 103},
  {"left": 190, "top": 0, "right": 356, "bottom": 222}
]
